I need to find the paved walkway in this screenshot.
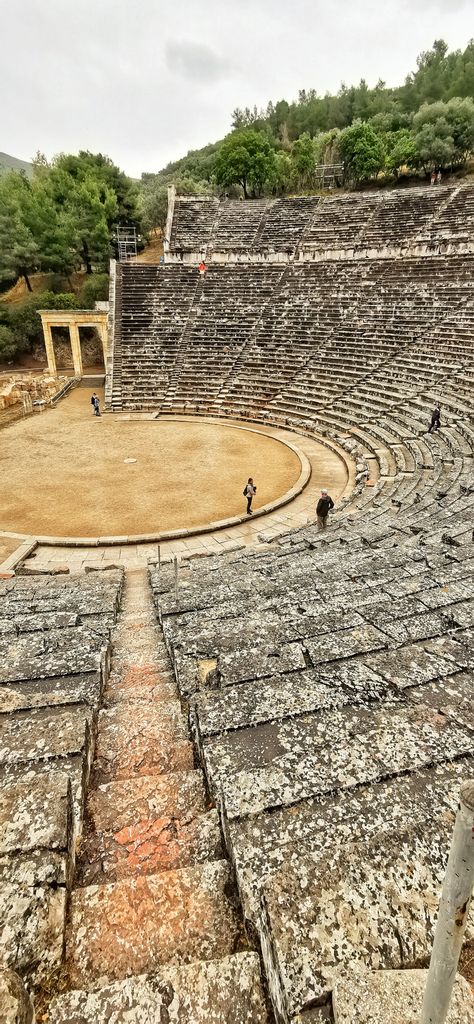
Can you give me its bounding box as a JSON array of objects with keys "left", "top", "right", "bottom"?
[{"left": 20, "top": 429, "right": 354, "bottom": 572}]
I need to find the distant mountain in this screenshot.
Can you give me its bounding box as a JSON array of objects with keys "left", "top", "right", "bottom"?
[{"left": 0, "top": 152, "right": 33, "bottom": 177}]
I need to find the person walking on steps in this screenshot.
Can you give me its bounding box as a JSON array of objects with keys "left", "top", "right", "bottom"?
[
  {"left": 244, "top": 478, "right": 256, "bottom": 515},
  {"left": 93, "top": 395, "right": 101, "bottom": 417},
  {"left": 316, "top": 488, "right": 334, "bottom": 530},
  {"left": 91, "top": 392, "right": 98, "bottom": 414},
  {"left": 428, "top": 403, "right": 441, "bottom": 433}
]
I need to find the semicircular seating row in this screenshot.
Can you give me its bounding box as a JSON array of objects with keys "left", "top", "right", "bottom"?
[
  {"left": 111, "top": 252, "right": 474, "bottom": 549},
  {"left": 168, "top": 183, "right": 474, "bottom": 257}
]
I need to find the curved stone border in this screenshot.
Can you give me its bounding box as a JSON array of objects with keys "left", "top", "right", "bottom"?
[{"left": 0, "top": 420, "right": 313, "bottom": 548}]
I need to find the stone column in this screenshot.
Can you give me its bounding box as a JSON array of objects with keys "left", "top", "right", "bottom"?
[
  {"left": 164, "top": 184, "right": 176, "bottom": 260},
  {"left": 98, "top": 318, "right": 108, "bottom": 364},
  {"left": 42, "top": 318, "right": 57, "bottom": 376},
  {"left": 69, "top": 322, "right": 83, "bottom": 377}
]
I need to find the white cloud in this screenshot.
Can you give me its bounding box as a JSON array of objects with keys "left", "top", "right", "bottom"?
[{"left": 165, "top": 39, "right": 236, "bottom": 83}]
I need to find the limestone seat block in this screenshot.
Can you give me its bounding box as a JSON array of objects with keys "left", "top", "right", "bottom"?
[
  {"left": 332, "top": 968, "right": 474, "bottom": 1024},
  {"left": 260, "top": 820, "right": 474, "bottom": 1017},
  {"left": 0, "top": 851, "right": 67, "bottom": 986},
  {"left": 0, "top": 772, "right": 71, "bottom": 856}
]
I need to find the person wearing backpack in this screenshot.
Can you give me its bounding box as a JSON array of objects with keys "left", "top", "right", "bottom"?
[
  {"left": 316, "top": 488, "right": 334, "bottom": 530},
  {"left": 243, "top": 478, "right": 256, "bottom": 515}
]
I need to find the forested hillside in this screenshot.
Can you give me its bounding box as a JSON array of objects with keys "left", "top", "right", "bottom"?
[
  {"left": 0, "top": 152, "right": 33, "bottom": 177},
  {"left": 2, "top": 38, "right": 474, "bottom": 365},
  {"left": 140, "top": 39, "right": 474, "bottom": 225},
  {"left": 0, "top": 151, "right": 139, "bottom": 363}
]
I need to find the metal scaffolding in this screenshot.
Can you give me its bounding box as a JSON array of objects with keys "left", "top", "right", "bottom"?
[
  {"left": 116, "top": 225, "right": 138, "bottom": 261},
  {"left": 314, "top": 163, "right": 345, "bottom": 189}
]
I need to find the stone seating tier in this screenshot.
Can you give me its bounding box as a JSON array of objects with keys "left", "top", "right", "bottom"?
[
  {"left": 150, "top": 529, "right": 474, "bottom": 1021},
  {"left": 168, "top": 184, "right": 474, "bottom": 258},
  {"left": 114, "top": 255, "right": 474, "bottom": 416}
]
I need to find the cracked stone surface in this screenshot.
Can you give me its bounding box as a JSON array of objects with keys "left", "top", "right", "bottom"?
[
  {"left": 260, "top": 820, "right": 473, "bottom": 1016},
  {"left": 87, "top": 770, "right": 208, "bottom": 834},
  {"left": 68, "top": 860, "right": 241, "bottom": 987},
  {"left": 79, "top": 806, "right": 222, "bottom": 885},
  {"left": 0, "top": 967, "right": 34, "bottom": 1024},
  {"left": 94, "top": 693, "right": 192, "bottom": 778},
  {"left": 0, "top": 851, "right": 67, "bottom": 986},
  {"left": 332, "top": 968, "right": 474, "bottom": 1024},
  {"left": 78, "top": 770, "right": 220, "bottom": 884},
  {"left": 0, "top": 773, "right": 71, "bottom": 856},
  {"left": 49, "top": 952, "right": 268, "bottom": 1023}
]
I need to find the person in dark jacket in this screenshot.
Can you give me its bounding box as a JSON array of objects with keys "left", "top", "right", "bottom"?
[
  {"left": 316, "top": 489, "right": 334, "bottom": 530},
  {"left": 90, "top": 392, "right": 98, "bottom": 414},
  {"left": 243, "top": 478, "right": 256, "bottom": 515},
  {"left": 428, "top": 404, "right": 441, "bottom": 433}
]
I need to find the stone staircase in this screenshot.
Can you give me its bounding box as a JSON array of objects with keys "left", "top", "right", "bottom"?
[{"left": 49, "top": 569, "right": 269, "bottom": 1023}]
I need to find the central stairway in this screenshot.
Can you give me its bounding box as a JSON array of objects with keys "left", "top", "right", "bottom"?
[{"left": 49, "top": 570, "right": 268, "bottom": 1023}]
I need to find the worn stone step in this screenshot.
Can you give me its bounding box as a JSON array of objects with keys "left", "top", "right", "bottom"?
[
  {"left": 259, "top": 819, "right": 474, "bottom": 1018},
  {"left": 332, "top": 968, "right": 474, "bottom": 1024},
  {"left": 111, "top": 626, "right": 168, "bottom": 654},
  {"left": 78, "top": 808, "right": 222, "bottom": 884},
  {"left": 94, "top": 702, "right": 193, "bottom": 781},
  {"left": 104, "top": 663, "right": 177, "bottom": 704},
  {"left": 77, "top": 769, "right": 222, "bottom": 883},
  {"left": 107, "top": 649, "right": 172, "bottom": 673},
  {"left": 67, "top": 860, "right": 241, "bottom": 987},
  {"left": 84, "top": 769, "right": 208, "bottom": 834},
  {"left": 50, "top": 952, "right": 268, "bottom": 1023}
]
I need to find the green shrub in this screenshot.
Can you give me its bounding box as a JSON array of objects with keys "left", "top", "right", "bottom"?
[
  {"left": 7, "top": 291, "right": 78, "bottom": 353},
  {"left": 78, "top": 274, "right": 109, "bottom": 307},
  {"left": 0, "top": 324, "right": 17, "bottom": 361}
]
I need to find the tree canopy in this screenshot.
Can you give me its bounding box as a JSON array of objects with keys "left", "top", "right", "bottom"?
[
  {"left": 2, "top": 38, "right": 474, "bottom": 264},
  {"left": 215, "top": 129, "right": 277, "bottom": 197},
  {"left": 141, "top": 38, "right": 474, "bottom": 214},
  {"left": 0, "top": 151, "right": 139, "bottom": 290}
]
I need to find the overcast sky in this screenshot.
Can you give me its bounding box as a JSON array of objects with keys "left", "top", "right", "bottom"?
[{"left": 1, "top": 0, "right": 472, "bottom": 178}]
